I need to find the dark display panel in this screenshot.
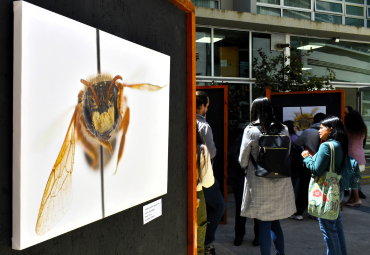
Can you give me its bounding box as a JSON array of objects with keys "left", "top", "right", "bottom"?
[{"left": 0, "top": 0, "right": 188, "bottom": 254}]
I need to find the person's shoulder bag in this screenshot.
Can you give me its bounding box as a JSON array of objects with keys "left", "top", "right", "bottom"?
[
  {"left": 249, "top": 123, "right": 291, "bottom": 178},
  {"left": 308, "top": 142, "right": 341, "bottom": 220}
]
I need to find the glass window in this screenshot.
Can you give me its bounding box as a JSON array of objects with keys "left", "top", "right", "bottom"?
[
  {"left": 257, "top": 6, "right": 281, "bottom": 16},
  {"left": 213, "top": 29, "right": 250, "bottom": 78},
  {"left": 345, "top": 17, "right": 365, "bottom": 26},
  {"left": 368, "top": 19, "right": 370, "bottom": 27},
  {"left": 283, "top": 9, "right": 311, "bottom": 20},
  {"left": 191, "top": 0, "right": 219, "bottom": 8},
  {"left": 316, "top": 1, "right": 343, "bottom": 13},
  {"left": 284, "top": 0, "right": 311, "bottom": 9},
  {"left": 291, "top": 36, "right": 370, "bottom": 83},
  {"left": 196, "top": 27, "right": 212, "bottom": 76},
  {"left": 257, "top": 0, "right": 280, "bottom": 5},
  {"left": 315, "top": 13, "right": 343, "bottom": 24},
  {"left": 346, "top": 0, "right": 364, "bottom": 4},
  {"left": 252, "top": 33, "right": 281, "bottom": 78},
  {"left": 346, "top": 5, "right": 364, "bottom": 16}
]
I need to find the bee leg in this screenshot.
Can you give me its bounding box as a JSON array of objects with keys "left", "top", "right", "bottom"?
[
  {"left": 115, "top": 107, "right": 130, "bottom": 174},
  {"left": 79, "top": 134, "right": 99, "bottom": 169},
  {"left": 76, "top": 106, "right": 99, "bottom": 168},
  {"left": 99, "top": 140, "right": 113, "bottom": 154}
]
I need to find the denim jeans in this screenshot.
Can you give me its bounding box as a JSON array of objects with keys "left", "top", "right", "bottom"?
[
  {"left": 203, "top": 178, "right": 226, "bottom": 245},
  {"left": 257, "top": 220, "right": 284, "bottom": 255},
  {"left": 318, "top": 190, "right": 347, "bottom": 255}
]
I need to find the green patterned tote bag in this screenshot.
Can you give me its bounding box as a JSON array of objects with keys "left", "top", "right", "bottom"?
[{"left": 308, "top": 142, "right": 341, "bottom": 220}]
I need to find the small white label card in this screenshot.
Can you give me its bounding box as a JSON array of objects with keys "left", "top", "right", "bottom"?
[{"left": 143, "top": 199, "right": 162, "bottom": 225}]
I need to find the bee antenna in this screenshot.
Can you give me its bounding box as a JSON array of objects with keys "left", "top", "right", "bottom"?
[
  {"left": 107, "top": 75, "right": 123, "bottom": 103},
  {"left": 80, "top": 79, "right": 100, "bottom": 107}
]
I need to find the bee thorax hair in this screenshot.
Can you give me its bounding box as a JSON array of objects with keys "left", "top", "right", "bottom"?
[{"left": 86, "top": 73, "right": 113, "bottom": 85}]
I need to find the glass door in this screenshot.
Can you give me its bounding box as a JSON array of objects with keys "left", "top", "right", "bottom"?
[{"left": 359, "top": 88, "right": 370, "bottom": 156}]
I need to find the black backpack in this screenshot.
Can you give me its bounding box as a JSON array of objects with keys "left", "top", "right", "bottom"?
[{"left": 249, "top": 123, "right": 291, "bottom": 178}]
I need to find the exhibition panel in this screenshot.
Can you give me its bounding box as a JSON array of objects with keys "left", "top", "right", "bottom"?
[{"left": 13, "top": 0, "right": 173, "bottom": 251}]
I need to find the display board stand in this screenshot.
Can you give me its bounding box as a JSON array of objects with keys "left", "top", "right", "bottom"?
[{"left": 166, "top": 1, "right": 197, "bottom": 254}]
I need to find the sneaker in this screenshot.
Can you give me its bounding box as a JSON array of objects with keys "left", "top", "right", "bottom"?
[
  {"left": 359, "top": 191, "right": 367, "bottom": 199},
  {"left": 309, "top": 215, "right": 318, "bottom": 221},
  {"left": 289, "top": 214, "right": 303, "bottom": 221},
  {"left": 204, "top": 244, "right": 216, "bottom": 255}
]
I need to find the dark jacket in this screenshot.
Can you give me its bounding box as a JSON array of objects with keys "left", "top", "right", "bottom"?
[
  {"left": 227, "top": 134, "right": 245, "bottom": 189},
  {"left": 295, "top": 123, "right": 321, "bottom": 154}
]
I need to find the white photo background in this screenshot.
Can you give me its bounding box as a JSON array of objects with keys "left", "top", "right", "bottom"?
[
  {"left": 99, "top": 31, "right": 170, "bottom": 218},
  {"left": 13, "top": 1, "right": 101, "bottom": 250}
]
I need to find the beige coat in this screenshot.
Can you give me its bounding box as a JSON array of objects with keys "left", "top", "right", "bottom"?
[
  {"left": 196, "top": 145, "right": 215, "bottom": 191},
  {"left": 238, "top": 123, "right": 296, "bottom": 221}
]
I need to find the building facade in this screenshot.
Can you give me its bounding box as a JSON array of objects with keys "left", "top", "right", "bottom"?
[{"left": 192, "top": 0, "right": 370, "bottom": 153}]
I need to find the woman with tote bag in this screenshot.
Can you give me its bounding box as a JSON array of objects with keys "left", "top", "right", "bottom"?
[{"left": 302, "top": 117, "right": 348, "bottom": 255}]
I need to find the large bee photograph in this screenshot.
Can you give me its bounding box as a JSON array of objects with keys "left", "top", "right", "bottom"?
[
  {"left": 283, "top": 106, "right": 326, "bottom": 134},
  {"left": 13, "top": 2, "right": 170, "bottom": 250}
]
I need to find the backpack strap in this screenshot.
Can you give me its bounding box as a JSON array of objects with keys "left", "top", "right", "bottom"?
[{"left": 249, "top": 154, "right": 258, "bottom": 170}]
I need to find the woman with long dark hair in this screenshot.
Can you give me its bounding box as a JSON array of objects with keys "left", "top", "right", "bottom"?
[
  {"left": 195, "top": 124, "right": 214, "bottom": 255},
  {"left": 239, "top": 97, "right": 295, "bottom": 255},
  {"left": 302, "top": 116, "right": 348, "bottom": 255},
  {"left": 345, "top": 110, "right": 367, "bottom": 205}
]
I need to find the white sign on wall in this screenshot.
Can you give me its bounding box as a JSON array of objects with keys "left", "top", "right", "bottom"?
[{"left": 143, "top": 199, "right": 162, "bottom": 225}]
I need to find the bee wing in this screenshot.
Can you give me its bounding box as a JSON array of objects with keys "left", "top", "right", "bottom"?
[
  {"left": 311, "top": 108, "right": 319, "bottom": 116},
  {"left": 120, "top": 83, "right": 167, "bottom": 91},
  {"left": 35, "top": 108, "right": 77, "bottom": 236}
]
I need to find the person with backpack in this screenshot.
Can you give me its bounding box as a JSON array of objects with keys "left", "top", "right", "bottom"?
[
  {"left": 290, "top": 112, "right": 326, "bottom": 221},
  {"left": 283, "top": 121, "right": 303, "bottom": 198},
  {"left": 345, "top": 110, "right": 367, "bottom": 205},
  {"left": 239, "top": 97, "right": 295, "bottom": 255},
  {"left": 227, "top": 129, "right": 259, "bottom": 247},
  {"left": 302, "top": 117, "right": 349, "bottom": 255}
]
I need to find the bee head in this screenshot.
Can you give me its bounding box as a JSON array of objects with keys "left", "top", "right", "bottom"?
[{"left": 81, "top": 75, "right": 122, "bottom": 140}]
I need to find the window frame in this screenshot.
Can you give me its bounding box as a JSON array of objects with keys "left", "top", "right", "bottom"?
[
  {"left": 345, "top": 3, "right": 366, "bottom": 18},
  {"left": 315, "top": 0, "right": 345, "bottom": 15}
]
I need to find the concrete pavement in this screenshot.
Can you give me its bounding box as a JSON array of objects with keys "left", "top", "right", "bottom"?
[{"left": 213, "top": 185, "right": 370, "bottom": 255}]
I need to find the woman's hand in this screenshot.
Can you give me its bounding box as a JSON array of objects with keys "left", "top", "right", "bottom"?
[{"left": 301, "top": 150, "right": 310, "bottom": 159}]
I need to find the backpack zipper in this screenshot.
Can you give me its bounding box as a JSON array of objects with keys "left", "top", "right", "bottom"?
[{"left": 260, "top": 147, "right": 288, "bottom": 153}]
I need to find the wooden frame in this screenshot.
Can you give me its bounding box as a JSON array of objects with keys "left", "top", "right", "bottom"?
[
  {"left": 167, "top": 1, "right": 196, "bottom": 254},
  {"left": 196, "top": 85, "right": 229, "bottom": 224},
  {"left": 266, "top": 87, "right": 345, "bottom": 122}
]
